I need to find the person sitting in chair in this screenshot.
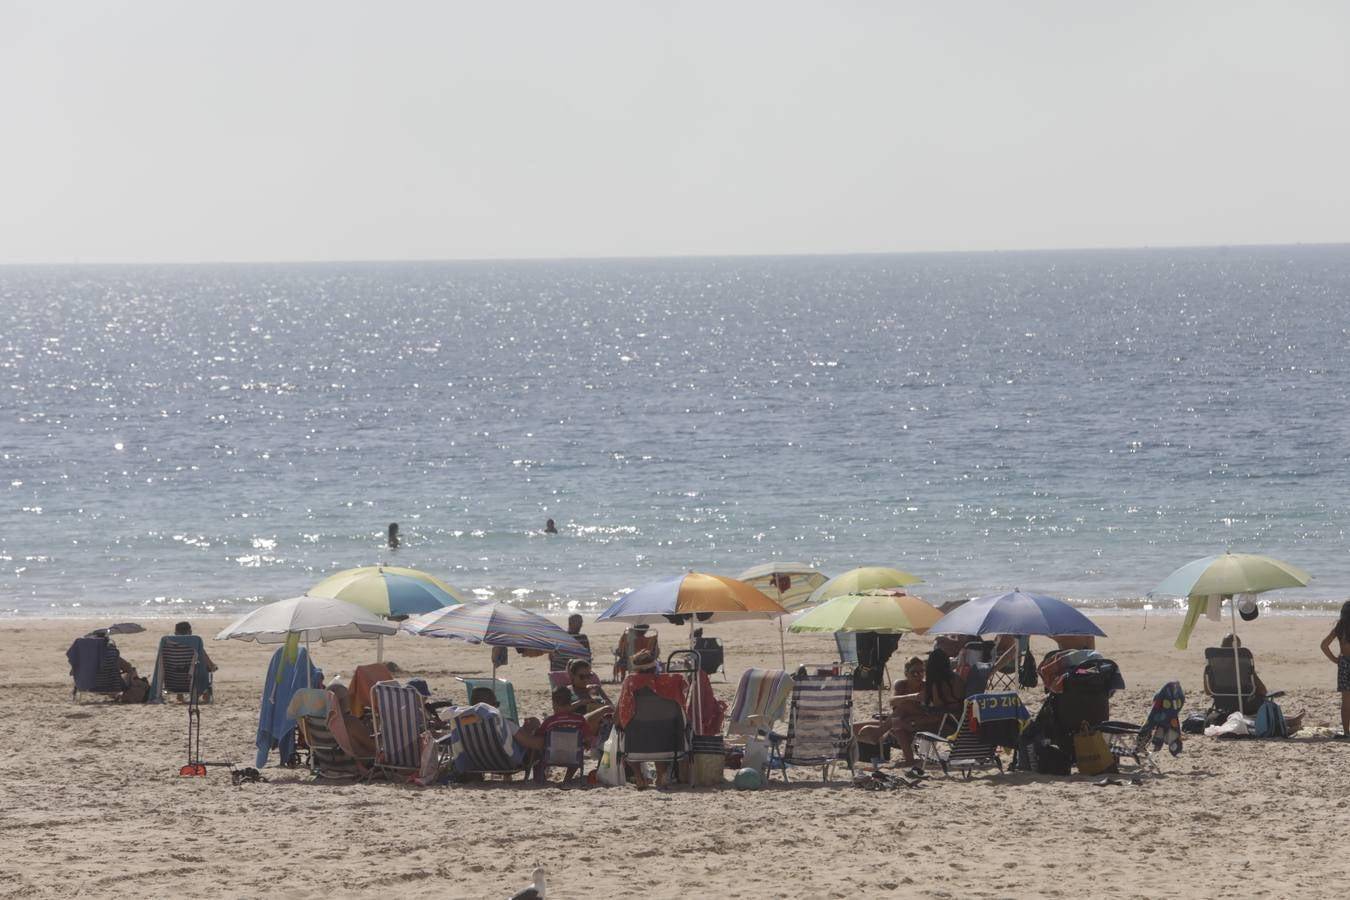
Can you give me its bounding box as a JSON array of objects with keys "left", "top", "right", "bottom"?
[
  {"left": 889, "top": 648, "right": 966, "bottom": 771},
  {"left": 855, "top": 656, "right": 925, "bottom": 747},
  {"left": 468, "top": 686, "right": 547, "bottom": 760},
  {"left": 1203, "top": 634, "right": 1304, "bottom": 734}
]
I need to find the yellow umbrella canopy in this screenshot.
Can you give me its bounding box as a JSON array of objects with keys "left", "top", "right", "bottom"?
[
  {"left": 808, "top": 566, "right": 923, "bottom": 605},
  {"left": 788, "top": 590, "right": 941, "bottom": 635}
]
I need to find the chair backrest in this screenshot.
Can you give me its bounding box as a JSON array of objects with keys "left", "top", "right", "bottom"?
[
  {"left": 623, "top": 688, "right": 687, "bottom": 759},
  {"left": 726, "top": 667, "right": 792, "bottom": 737},
  {"left": 154, "top": 635, "right": 209, "bottom": 698},
  {"left": 68, "top": 635, "right": 124, "bottom": 693},
  {"left": 784, "top": 674, "right": 854, "bottom": 764},
  {"left": 461, "top": 677, "right": 519, "bottom": 723},
  {"left": 543, "top": 726, "right": 585, "bottom": 768},
  {"left": 834, "top": 632, "right": 859, "bottom": 665},
  {"left": 301, "top": 705, "right": 366, "bottom": 779},
  {"left": 449, "top": 703, "right": 522, "bottom": 774},
  {"left": 370, "top": 681, "right": 427, "bottom": 771},
  {"left": 1204, "top": 647, "right": 1258, "bottom": 713},
  {"left": 287, "top": 688, "right": 331, "bottom": 721}
]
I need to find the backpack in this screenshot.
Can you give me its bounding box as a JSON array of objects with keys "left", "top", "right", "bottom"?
[
  {"left": 119, "top": 676, "right": 150, "bottom": 704},
  {"left": 1019, "top": 649, "right": 1038, "bottom": 688},
  {"left": 1254, "top": 700, "right": 1288, "bottom": 738}
]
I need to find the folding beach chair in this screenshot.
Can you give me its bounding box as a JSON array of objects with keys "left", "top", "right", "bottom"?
[
  {"left": 460, "top": 677, "right": 519, "bottom": 723},
  {"left": 985, "top": 636, "right": 1024, "bottom": 693},
  {"left": 621, "top": 688, "right": 690, "bottom": 779},
  {"left": 149, "top": 635, "right": 212, "bottom": 703},
  {"left": 370, "top": 680, "right": 429, "bottom": 781},
  {"left": 292, "top": 688, "right": 370, "bottom": 780},
  {"left": 67, "top": 634, "right": 128, "bottom": 700},
  {"left": 442, "top": 703, "right": 531, "bottom": 780},
  {"left": 770, "top": 672, "right": 855, "bottom": 782},
  {"left": 726, "top": 668, "right": 792, "bottom": 739},
  {"left": 915, "top": 692, "right": 1026, "bottom": 779},
  {"left": 1203, "top": 647, "right": 1263, "bottom": 717},
  {"left": 535, "top": 726, "right": 586, "bottom": 784}
]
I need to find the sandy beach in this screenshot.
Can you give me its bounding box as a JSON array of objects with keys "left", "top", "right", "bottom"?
[{"left": 6, "top": 613, "right": 1350, "bottom": 899}]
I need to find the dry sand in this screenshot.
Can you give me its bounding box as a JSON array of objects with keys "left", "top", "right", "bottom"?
[{"left": 4, "top": 613, "right": 1350, "bottom": 899}]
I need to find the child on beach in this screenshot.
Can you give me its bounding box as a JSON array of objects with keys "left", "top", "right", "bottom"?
[{"left": 1319, "top": 601, "right": 1350, "bottom": 738}]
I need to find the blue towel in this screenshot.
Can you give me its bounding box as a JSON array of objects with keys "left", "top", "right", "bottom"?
[
  {"left": 254, "top": 646, "right": 322, "bottom": 768},
  {"left": 1139, "top": 681, "right": 1186, "bottom": 756}
]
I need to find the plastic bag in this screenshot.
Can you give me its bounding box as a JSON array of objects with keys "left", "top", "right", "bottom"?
[{"left": 597, "top": 726, "right": 623, "bottom": 786}]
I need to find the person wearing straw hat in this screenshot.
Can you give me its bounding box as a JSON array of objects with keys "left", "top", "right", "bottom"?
[{"left": 615, "top": 649, "right": 686, "bottom": 787}]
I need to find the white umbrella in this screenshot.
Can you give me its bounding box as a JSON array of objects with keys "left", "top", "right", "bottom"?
[{"left": 216, "top": 595, "right": 398, "bottom": 687}]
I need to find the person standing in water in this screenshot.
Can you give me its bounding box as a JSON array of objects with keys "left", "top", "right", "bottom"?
[
  {"left": 387, "top": 522, "right": 400, "bottom": 550},
  {"left": 1320, "top": 601, "right": 1350, "bottom": 738},
  {"left": 544, "top": 518, "right": 558, "bottom": 534}
]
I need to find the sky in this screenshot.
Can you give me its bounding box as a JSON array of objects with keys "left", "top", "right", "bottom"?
[{"left": 1, "top": 1, "right": 1347, "bottom": 264}]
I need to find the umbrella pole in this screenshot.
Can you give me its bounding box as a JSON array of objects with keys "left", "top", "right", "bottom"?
[
  {"left": 377, "top": 634, "right": 384, "bottom": 664},
  {"left": 306, "top": 635, "right": 313, "bottom": 689},
  {"left": 779, "top": 619, "right": 787, "bottom": 671},
  {"left": 1231, "top": 597, "right": 1243, "bottom": 714}
]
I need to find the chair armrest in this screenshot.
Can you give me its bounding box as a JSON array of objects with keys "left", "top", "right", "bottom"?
[{"left": 913, "top": 731, "right": 951, "bottom": 746}]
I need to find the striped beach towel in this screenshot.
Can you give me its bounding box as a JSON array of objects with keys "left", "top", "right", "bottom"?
[{"left": 727, "top": 668, "right": 793, "bottom": 737}]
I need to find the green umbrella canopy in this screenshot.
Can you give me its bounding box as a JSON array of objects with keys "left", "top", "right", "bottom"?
[
  {"left": 789, "top": 591, "right": 941, "bottom": 635},
  {"left": 1149, "top": 553, "right": 1311, "bottom": 599},
  {"left": 808, "top": 566, "right": 923, "bottom": 605}
]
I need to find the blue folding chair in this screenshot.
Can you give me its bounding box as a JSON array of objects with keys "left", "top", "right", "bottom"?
[
  {"left": 370, "top": 681, "right": 428, "bottom": 781},
  {"left": 460, "top": 677, "right": 519, "bottom": 723}
]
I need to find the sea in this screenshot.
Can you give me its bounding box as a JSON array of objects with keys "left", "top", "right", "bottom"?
[{"left": 2, "top": 245, "right": 1348, "bottom": 620}]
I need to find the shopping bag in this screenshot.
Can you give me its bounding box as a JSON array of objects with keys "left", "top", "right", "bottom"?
[
  {"left": 1073, "top": 721, "right": 1115, "bottom": 775},
  {"left": 597, "top": 727, "right": 623, "bottom": 786}
]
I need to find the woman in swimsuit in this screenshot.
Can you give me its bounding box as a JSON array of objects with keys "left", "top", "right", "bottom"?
[
  {"left": 889, "top": 648, "right": 964, "bottom": 770},
  {"left": 1319, "top": 601, "right": 1350, "bottom": 738}
]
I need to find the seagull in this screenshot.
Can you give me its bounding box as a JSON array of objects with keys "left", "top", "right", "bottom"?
[{"left": 508, "top": 868, "right": 546, "bottom": 900}]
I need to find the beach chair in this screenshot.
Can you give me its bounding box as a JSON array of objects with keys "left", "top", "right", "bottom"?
[
  {"left": 460, "top": 677, "right": 519, "bottom": 723},
  {"left": 67, "top": 634, "right": 127, "bottom": 700},
  {"left": 621, "top": 687, "right": 690, "bottom": 779},
  {"left": 297, "top": 691, "right": 371, "bottom": 781},
  {"left": 770, "top": 672, "right": 855, "bottom": 782},
  {"left": 535, "top": 726, "right": 586, "bottom": 784},
  {"left": 370, "top": 680, "right": 429, "bottom": 781},
  {"left": 986, "top": 636, "right": 1023, "bottom": 693},
  {"left": 726, "top": 667, "right": 792, "bottom": 739},
  {"left": 915, "top": 693, "right": 1025, "bottom": 779},
  {"left": 442, "top": 703, "right": 531, "bottom": 779},
  {"left": 149, "top": 635, "right": 212, "bottom": 703},
  {"left": 1203, "top": 647, "right": 1263, "bottom": 717}
]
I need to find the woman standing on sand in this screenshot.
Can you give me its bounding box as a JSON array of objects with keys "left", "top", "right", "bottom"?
[{"left": 1319, "top": 601, "right": 1350, "bottom": 738}]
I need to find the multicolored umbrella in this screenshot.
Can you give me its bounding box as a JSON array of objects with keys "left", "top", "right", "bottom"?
[
  {"left": 808, "top": 566, "right": 923, "bottom": 605},
  {"left": 309, "top": 565, "right": 467, "bottom": 618},
  {"left": 788, "top": 590, "right": 943, "bottom": 635},
  {"left": 596, "top": 572, "right": 789, "bottom": 625},
  {"left": 928, "top": 590, "right": 1106, "bottom": 638},
  {"left": 736, "top": 563, "right": 829, "bottom": 612}
]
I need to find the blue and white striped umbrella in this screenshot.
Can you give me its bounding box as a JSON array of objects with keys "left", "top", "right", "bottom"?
[{"left": 402, "top": 602, "right": 590, "bottom": 658}]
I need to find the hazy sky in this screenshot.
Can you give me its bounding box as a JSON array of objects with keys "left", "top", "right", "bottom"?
[{"left": 2, "top": 2, "right": 1347, "bottom": 263}]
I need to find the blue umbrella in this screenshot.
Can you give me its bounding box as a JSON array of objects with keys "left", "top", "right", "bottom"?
[
  {"left": 928, "top": 590, "right": 1106, "bottom": 637},
  {"left": 403, "top": 602, "right": 591, "bottom": 658}
]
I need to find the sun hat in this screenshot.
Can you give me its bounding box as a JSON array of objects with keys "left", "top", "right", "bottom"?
[
  {"left": 1238, "top": 594, "right": 1260, "bottom": 622},
  {"left": 630, "top": 649, "right": 658, "bottom": 672}
]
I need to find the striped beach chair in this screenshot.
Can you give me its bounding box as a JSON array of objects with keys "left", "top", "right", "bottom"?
[
  {"left": 149, "top": 635, "right": 212, "bottom": 703},
  {"left": 370, "top": 681, "right": 428, "bottom": 781},
  {"left": 67, "top": 635, "right": 127, "bottom": 700},
  {"left": 444, "top": 703, "right": 530, "bottom": 779},
  {"left": 291, "top": 688, "right": 370, "bottom": 781},
  {"left": 771, "top": 673, "right": 856, "bottom": 782},
  {"left": 916, "top": 692, "right": 1026, "bottom": 779},
  {"left": 535, "top": 725, "right": 586, "bottom": 783}
]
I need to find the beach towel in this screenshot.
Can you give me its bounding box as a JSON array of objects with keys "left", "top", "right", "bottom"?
[
  {"left": 349, "top": 663, "right": 394, "bottom": 717},
  {"left": 254, "top": 645, "right": 322, "bottom": 767},
  {"left": 689, "top": 669, "right": 727, "bottom": 736},
  {"left": 616, "top": 672, "right": 688, "bottom": 728},
  {"left": 1137, "top": 681, "right": 1186, "bottom": 755},
  {"left": 67, "top": 635, "right": 126, "bottom": 694},
  {"left": 727, "top": 668, "right": 792, "bottom": 736}
]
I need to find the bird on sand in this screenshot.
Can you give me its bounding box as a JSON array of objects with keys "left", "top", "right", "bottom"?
[{"left": 508, "top": 868, "right": 546, "bottom": 900}]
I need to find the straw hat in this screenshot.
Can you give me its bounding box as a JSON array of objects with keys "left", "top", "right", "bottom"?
[{"left": 631, "top": 649, "right": 658, "bottom": 672}]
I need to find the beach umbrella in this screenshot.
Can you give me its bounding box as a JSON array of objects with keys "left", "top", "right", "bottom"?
[
  {"left": 737, "top": 562, "right": 829, "bottom": 667},
  {"left": 597, "top": 572, "right": 789, "bottom": 626},
  {"left": 788, "top": 590, "right": 942, "bottom": 635},
  {"left": 927, "top": 590, "right": 1106, "bottom": 638},
  {"left": 215, "top": 595, "right": 398, "bottom": 687},
  {"left": 808, "top": 566, "right": 923, "bottom": 605},
  {"left": 1150, "top": 552, "right": 1311, "bottom": 714},
  {"left": 1149, "top": 552, "right": 1310, "bottom": 600},
  {"left": 403, "top": 602, "right": 590, "bottom": 681},
  {"left": 309, "top": 565, "right": 467, "bottom": 662}
]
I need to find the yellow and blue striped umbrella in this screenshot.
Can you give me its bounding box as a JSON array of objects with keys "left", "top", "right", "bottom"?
[{"left": 309, "top": 565, "right": 467, "bottom": 619}]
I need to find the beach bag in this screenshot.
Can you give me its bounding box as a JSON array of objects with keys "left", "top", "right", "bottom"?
[
  {"left": 1073, "top": 722, "right": 1114, "bottom": 775},
  {"left": 597, "top": 727, "right": 623, "bottom": 786},
  {"left": 1182, "top": 712, "right": 1208, "bottom": 735},
  {"left": 1019, "top": 649, "right": 1038, "bottom": 688},
  {"left": 119, "top": 676, "right": 150, "bottom": 704},
  {"left": 1254, "top": 700, "right": 1288, "bottom": 738}
]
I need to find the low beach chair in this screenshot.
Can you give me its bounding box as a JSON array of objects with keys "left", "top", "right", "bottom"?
[
  {"left": 535, "top": 725, "right": 586, "bottom": 784},
  {"left": 292, "top": 689, "right": 371, "bottom": 780},
  {"left": 770, "top": 673, "right": 855, "bottom": 782},
  {"left": 460, "top": 677, "right": 519, "bottom": 723},
  {"left": 370, "top": 680, "right": 429, "bottom": 781},
  {"left": 443, "top": 703, "right": 531, "bottom": 780},
  {"left": 149, "top": 635, "right": 212, "bottom": 703},
  {"left": 67, "top": 634, "right": 127, "bottom": 700},
  {"left": 915, "top": 692, "right": 1026, "bottom": 779},
  {"left": 1203, "top": 647, "right": 1263, "bottom": 717}
]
